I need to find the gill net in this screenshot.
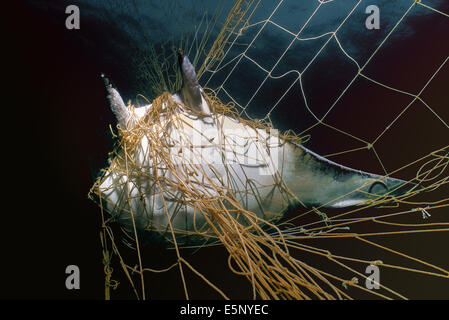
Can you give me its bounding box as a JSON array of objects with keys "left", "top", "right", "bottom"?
[{"left": 89, "top": 0, "right": 449, "bottom": 299}]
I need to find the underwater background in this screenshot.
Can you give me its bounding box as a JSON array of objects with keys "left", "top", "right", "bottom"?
[{"left": 3, "top": 0, "right": 448, "bottom": 299}]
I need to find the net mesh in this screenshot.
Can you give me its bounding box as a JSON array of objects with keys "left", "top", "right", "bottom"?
[{"left": 89, "top": 0, "right": 449, "bottom": 299}]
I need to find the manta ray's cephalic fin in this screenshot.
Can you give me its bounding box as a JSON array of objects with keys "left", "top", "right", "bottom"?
[
  {"left": 177, "top": 49, "right": 211, "bottom": 116},
  {"left": 102, "top": 73, "right": 131, "bottom": 129}
]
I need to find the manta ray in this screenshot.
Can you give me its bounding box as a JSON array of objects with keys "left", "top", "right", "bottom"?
[{"left": 94, "top": 49, "right": 413, "bottom": 246}]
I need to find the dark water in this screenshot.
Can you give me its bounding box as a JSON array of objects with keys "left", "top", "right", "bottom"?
[{"left": 3, "top": 0, "right": 448, "bottom": 300}]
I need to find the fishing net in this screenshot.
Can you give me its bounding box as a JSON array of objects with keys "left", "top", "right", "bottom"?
[{"left": 89, "top": 0, "right": 449, "bottom": 299}]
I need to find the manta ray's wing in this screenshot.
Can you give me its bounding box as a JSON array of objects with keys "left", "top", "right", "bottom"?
[{"left": 283, "top": 142, "right": 416, "bottom": 208}]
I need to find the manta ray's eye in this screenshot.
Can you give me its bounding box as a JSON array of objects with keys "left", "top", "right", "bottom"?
[{"left": 368, "top": 180, "right": 388, "bottom": 195}]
